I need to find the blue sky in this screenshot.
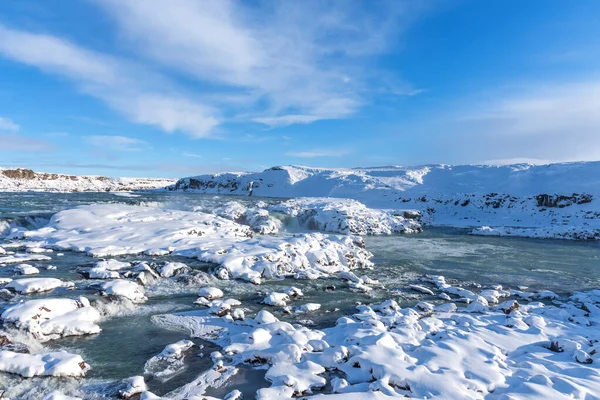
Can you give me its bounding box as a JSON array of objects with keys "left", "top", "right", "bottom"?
[{"left": 1, "top": 0, "right": 600, "bottom": 178}]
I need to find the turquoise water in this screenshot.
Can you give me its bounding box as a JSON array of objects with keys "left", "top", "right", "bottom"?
[{"left": 0, "top": 192, "right": 598, "bottom": 398}]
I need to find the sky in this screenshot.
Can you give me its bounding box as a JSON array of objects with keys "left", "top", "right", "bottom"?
[{"left": 1, "top": 0, "right": 600, "bottom": 178}]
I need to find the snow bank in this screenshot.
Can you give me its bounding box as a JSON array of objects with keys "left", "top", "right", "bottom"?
[
  {"left": 0, "top": 350, "right": 90, "bottom": 378},
  {"left": 269, "top": 198, "right": 421, "bottom": 235},
  {"left": 168, "top": 163, "right": 600, "bottom": 240},
  {"left": 0, "top": 168, "right": 174, "bottom": 193},
  {"left": 24, "top": 204, "right": 373, "bottom": 283},
  {"left": 1, "top": 297, "right": 101, "bottom": 340},
  {"left": 6, "top": 277, "right": 74, "bottom": 294}
]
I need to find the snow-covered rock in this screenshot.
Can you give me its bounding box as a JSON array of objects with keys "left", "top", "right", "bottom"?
[
  {"left": 13, "top": 264, "right": 40, "bottom": 275},
  {"left": 1, "top": 297, "right": 101, "bottom": 340},
  {"left": 101, "top": 280, "right": 147, "bottom": 303},
  {"left": 6, "top": 278, "right": 74, "bottom": 294},
  {"left": 198, "top": 287, "right": 224, "bottom": 300},
  {"left": 23, "top": 204, "right": 373, "bottom": 284},
  {"left": 0, "top": 350, "right": 90, "bottom": 378},
  {"left": 119, "top": 376, "right": 148, "bottom": 399}
]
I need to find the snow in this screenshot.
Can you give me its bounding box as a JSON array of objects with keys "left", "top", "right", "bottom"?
[
  {"left": 213, "top": 201, "right": 282, "bottom": 234},
  {"left": 119, "top": 376, "right": 148, "bottom": 399},
  {"left": 156, "top": 279, "right": 600, "bottom": 400},
  {"left": 6, "top": 277, "right": 74, "bottom": 294},
  {"left": 1, "top": 297, "right": 101, "bottom": 340},
  {"left": 197, "top": 287, "right": 224, "bottom": 300},
  {"left": 159, "top": 262, "right": 188, "bottom": 278},
  {"left": 144, "top": 340, "right": 194, "bottom": 382},
  {"left": 13, "top": 264, "right": 40, "bottom": 275},
  {"left": 269, "top": 198, "right": 422, "bottom": 235},
  {"left": 0, "top": 168, "right": 175, "bottom": 192},
  {"left": 100, "top": 279, "right": 147, "bottom": 303},
  {"left": 168, "top": 162, "right": 600, "bottom": 240},
  {"left": 0, "top": 350, "right": 90, "bottom": 378},
  {"left": 0, "top": 253, "right": 52, "bottom": 264},
  {"left": 23, "top": 204, "right": 373, "bottom": 283}
]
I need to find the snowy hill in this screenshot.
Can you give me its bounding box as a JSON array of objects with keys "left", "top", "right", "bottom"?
[
  {"left": 0, "top": 168, "right": 175, "bottom": 192},
  {"left": 168, "top": 162, "right": 600, "bottom": 239}
]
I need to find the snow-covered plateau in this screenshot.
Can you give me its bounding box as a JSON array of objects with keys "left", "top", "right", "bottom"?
[
  {"left": 169, "top": 162, "right": 600, "bottom": 240},
  {"left": 0, "top": 168, "right": 174, "bottom": 192},
  {"left": 0, "top": 166, "right": 598, "bottom": 399}
]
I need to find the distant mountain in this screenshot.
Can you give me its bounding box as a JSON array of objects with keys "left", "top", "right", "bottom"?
[{"left": 0, "top": 168, "right": 175, "bottom": 192}]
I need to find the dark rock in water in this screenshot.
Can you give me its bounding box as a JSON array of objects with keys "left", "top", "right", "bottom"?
[{"left": 325, "top": 285, "right": 336, "bottom": 292}]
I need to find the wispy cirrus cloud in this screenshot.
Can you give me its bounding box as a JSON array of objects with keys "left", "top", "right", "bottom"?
[
  {"left": 0, "top": 1, "right": 423, "bottom": 139},
  {"left": 0, "top": 24, "right": 219, "bottom": 138},
  {"left": 0, "top": 133, "right": 54, "bottom": 152},
  {"left": 419, "top": 81, "right": 600, "bottom": 164},
  {"left": 182, "top": 152, "right": 202, "bottom": 159},
  {"left": 86, "top": 135, "right": 149, "bottom": 152},
  {"left": 93, "top": 0, "right": 422, "bottom": 127},
  {"left": 0, "top": 116, "right": 20, "bottom": 132},
  {"left": 286, "top": 148, "right": 352, "bottom": 158}
]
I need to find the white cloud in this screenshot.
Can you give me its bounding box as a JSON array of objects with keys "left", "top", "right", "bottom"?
[
  {"left": 0, "top": 117, "right": 19, "bottom": 132},
  {"left": 286, "top": 148, "right": 352, "bottom": 158},
  {"left": 0, "top": 133, "right": 53, "bottom": 152},
  {"left": 92, "top": 0, "right": 420, "bottom": 127},
  {"left": 86, "top": 135, "right": 149, "bottom": 152},
  {"left": 0, "top": 24, "right": 219, "bottom": 138},
  {"left": 419, "top": 81, "right": 600, "bottom": 164},
  {"left": 182, "top": 152, "right": 202, "bottom": 158}
]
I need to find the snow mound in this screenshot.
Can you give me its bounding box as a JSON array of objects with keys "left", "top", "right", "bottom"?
[
  {"left": 1, "top": 297, "right": 101, "bottom": 340},
  {"left": 24, "top": 204, "right": 373, "bottom": 284},
  {"left": 6, "top": 277, "right": 74, "bottom": 294},
  {"left": 101, "top": 280, "right": 147, "bottom": 303},
  {"left": 0, "top": 350, "right": 90, "bottom": 378},
  {"left": 213, "top": 201, "right": 282, "bottom": 234},
  {"left": 269, "top": 198, "right": 421, "bottom": 235}
]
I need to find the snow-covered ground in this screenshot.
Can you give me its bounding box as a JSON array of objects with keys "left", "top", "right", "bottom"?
[
  {"left": 0, "top": 168, "right": 174, "bottom": 192},
  {"left": 168, "top": 162, "right": 600, "bottom": 240}
]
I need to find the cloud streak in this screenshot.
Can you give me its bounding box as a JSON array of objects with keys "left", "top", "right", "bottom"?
[
  {"left": 0, "top": 117, "right": 20, "bottom": 132},
  {"left": 0, "top": 133, "right": 54, "bottom": 152},
  {"left": 0, "top": 24, "right": 219, "bottom": 138},
  {"left": 286, "top": 148, "right": 352, "bottom": 158},
  {"left": 86, "top": 135, "right": 149, "bottom": 152}
]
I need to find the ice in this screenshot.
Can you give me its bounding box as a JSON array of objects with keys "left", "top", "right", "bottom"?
[
  {"left": 143, "top": 340, "right": 194, "bottom": 382},
  {"left": 0, "top": 350, "right": 90, "bottom": 378},
  {"left": 5, "top": 278, "right": 74, "bottom": 294}
]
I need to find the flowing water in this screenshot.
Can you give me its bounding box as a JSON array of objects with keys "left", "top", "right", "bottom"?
[{"left": 0, "top": 192, "right": 599, "bottom": 398}]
